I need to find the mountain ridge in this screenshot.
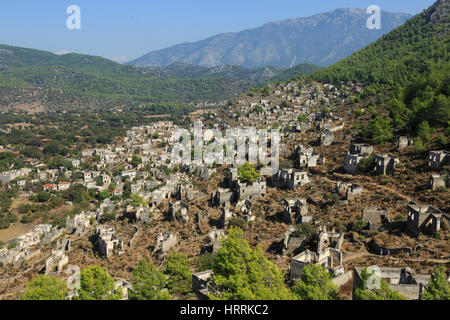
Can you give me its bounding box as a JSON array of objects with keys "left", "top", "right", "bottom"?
[{"left": 128, "top": 8, "right": 411, "bottom": 68}]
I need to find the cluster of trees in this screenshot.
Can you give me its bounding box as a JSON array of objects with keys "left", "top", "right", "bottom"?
[{"left": 22, "top": 251, "right": 193, "bottom": 300}]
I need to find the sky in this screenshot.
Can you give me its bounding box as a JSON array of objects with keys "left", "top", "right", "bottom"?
[{"left": 0, "top": 0, "right": 436, "bottom": 63}]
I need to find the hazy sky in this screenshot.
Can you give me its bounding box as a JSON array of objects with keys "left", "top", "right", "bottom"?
[{"left": 0, "top": 0, "right": 436, "bottom": 63}]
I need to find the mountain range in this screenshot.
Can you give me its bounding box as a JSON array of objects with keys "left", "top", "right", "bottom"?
[{"left": 128, "top": 8, "right": 411, "bottom": 68}]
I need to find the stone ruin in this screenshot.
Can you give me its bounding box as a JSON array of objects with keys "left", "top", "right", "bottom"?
[
  {"left": 168, "top": 201, "right": 189, "bottom": 223},
  {"left": 218, "top": 206, "right": 233, "bottom": 229},
  {"left": 374, "top": 154, "right": 399, "bottom": 175},
  {"left": 45, "top": 249, "right": 69, "bottom": 275},
  {"left": 282, "top": 226, "right": 306, "bottom": 255},
  {"left": 283, "top": 198, "right": 311, "bottom": 224},
  {"left": 176, "top": 183, "right": 194, "bottom": 201},
  {"left": 397, "top": 136, "right": 413, "bottom": 149},
  {"left": 361, "top": 207, "right": 389, "bottom": 231},
  {"left": 235, "top": 200, "right": 255, "bottom": 222},
  {"left": 342, "top": 143, "right": 374, "bottom": 174},
  {"left": 153, "top": 233, "right": 177, "bottom": 255},
  {"left": 429, "top": 150, "right": 449, "bottom": 169},
  {"left": 294, "top": 145, "right": 325, "bottom": 168},
  {"left": 212, "top": 188, "right": 234, "bottom": 207},
  {"left": 406, "top": 201, "right": 444, "bottom": 237},
  {"left": 96, "top": 226, "right": 124, "bottom": 257},
  {"left": 430, "top": 174, "right": 448, "bottom": 190},
  {"left": 66, "top": 211, "right": 95, "bottom": 236},
  {"left": 274, "top": 169, "right": 309, "bottom": 190},
  {"left": 289, "top": 226, "right": 345, "bottom": 279},
  {"left": 353, "top": 267, "right": 430, "bottom": 300},
  {"left": 336, "top": 182, "right": 364, "bottom": 200}
]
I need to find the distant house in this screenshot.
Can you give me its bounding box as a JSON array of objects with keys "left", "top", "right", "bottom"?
[{"left": 42, "top": 184, "right": 58, "bottom": 192}]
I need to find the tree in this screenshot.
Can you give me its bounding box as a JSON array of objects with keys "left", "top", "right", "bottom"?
[
  {"left": 417, "top": 120, "right": 432, "bottom": 142},
  {"left": 210, "top": 227, "right": 296, "bottom": 300},
  {"left": 74, "top": 265, "right": 122, "bottom": 300},
  {"left": 292, "top": 223, "right": 316, "bottom": 240},
  {"left": 165, "top": 251, "right": 192, "bottom": 295},
  {"left": 357, "top": 156, "right": 376, "bottom": 173},
  {"left": 237, "top": 162, "right": 261, "bottom": 183},
  {"left": 355, "top": 267, "right": 406, "bottom": 300},
  {"left": 293, "top": 265, "right": 339, "bottom": 300},
  {"left": 22, "top": 275, "right": 67, "bottom": 300},
  {"left": 130, "top": 259, "right": 172, "bottom": 300},
  {"left": 129, "top": 194, "right": 148, "bottom": 208},
  {"left": 422, "top": 266, "right": 450, "bottom": 300},
  {"left": 361, "top": 116, "right": 393, "bottom": 145},
  {"left": 351, "top": 220, "right": 368, "bottom": 233},
  {"left": 130, "top": 155, "right": 142, "bottom": 167},
  {"left": 413, "top": 137, "right": 427, "bottom": 154}
]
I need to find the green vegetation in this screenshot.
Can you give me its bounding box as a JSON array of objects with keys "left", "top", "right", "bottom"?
[
  {"left": 129, "top": 259, "right": 172, "bottom": 300},
  {"left": 360, "top": 116, "right": 393, "bottom": 145},
  {"left": 237, "top": 162, "right": 261, "bottom": 183},
  {"left": 165, "top": 251, "right": 193, "bottom": 295},
  {"left": 312, "top": 1, "right": 449, "bottom": 87},
  {"left": 74, "top": 265, "right": 122, "bottom": 300},
  {"left": 293, "top": 264, "right": 339, "bottom": 300},
  {"left": 422, "top": 266, "right": 450, "bottom": 300},
  {"left": 209, "top": 227, "right": 296, "bottom": 300},
  {"left": 292, "top": 223, "right": 316, "bottom": 240},
  {"left": 355, "top": 267, "right": 407, "bottom": 300},
  {"left": 21, "top": 275, "right": 67, "bottom": 300},
  {"left": 357, "top": 156, "right": 376, "bottom": 173}
]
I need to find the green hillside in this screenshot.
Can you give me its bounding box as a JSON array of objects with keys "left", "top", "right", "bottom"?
[{"left": 312, "top": 0, "right": 449, "bottom": 86}]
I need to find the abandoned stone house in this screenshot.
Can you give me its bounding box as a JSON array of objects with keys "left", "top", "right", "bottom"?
[
  {"left": 175, "top": 183, "right": 194, "bottom": 201},
  {"left": 283, "top": 198, "right": 311, "bottom": 224},
  {"left": 406, "top": 202, "right": 444, "bottom": 237},
  {"left": 134, "top": 205, "right": 152, "bottom": 223},
  {"left": 429, "top": 150, "right": 449, "bottom": 169},
  {"left": 430, "top": 174, "right": 448, "bottom": 190},
  {"left": 96, "top": 226, "right": 124, "bottom": 257},
  {"left": 374, "top": 154, "right": 399, "bottom": 175},
  {"left": 397, "top": 136, "right": 413, "bottom": 149},
  {"left": 294, "top": 145, "right": 324, "bottom": 168},
  {"left": 317, "top": 226, "right": 344, "bottom": 252},
  {"left": 350, "top": 144, "right": 373, "bottom": 156},
  {"left": 290, "top": 226, "right": 344, "bottom": 279},
  {"left": 362, "top": 207, "right": 389, "bottom": 231},
  {"left": 290, "top": 248, "right": 344, "bottom": 279},
  {"left": 168, "top": 201, "right": 189, "bottom": 223},
  {"left": 342, "top": 154, "right": 365, "bottom": 174},
  {"left": 275, "top": 169, "right": 309, "bottom": 190},
  {"left": 45, "top": 250, "right": 69, "bottom": 274},
  {"left": 353, "top": 267, "right": 430, "bottom": 300},
  {"left": 154, "top": 233, "right": 177, "bottom": 254},
  {"left": 212, "top": 188, "right": 234, "bottom": 207},
  {"left": 282, "top": 226, "right": 306, "bottom": 255},
  {"left": 66, "top": 212, "right": 94, "bottom": 236},
  {"left": 336, "top": 182, "right": 364, "bottom": 200},
  {"left": 235, "top": 179, "right": 266, "bottom": 201}
]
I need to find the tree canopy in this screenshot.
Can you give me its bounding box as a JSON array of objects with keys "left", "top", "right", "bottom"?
[{"left": 210, "top": 227, "right": 296, "bottom": 300}]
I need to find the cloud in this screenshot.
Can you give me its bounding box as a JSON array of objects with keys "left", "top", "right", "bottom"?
[
  {"left": 109, "top": 56, "right": 128, "bottom": 64},
  {"left": 56, "top": 50, "right": 71, "bottom": 55}
]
